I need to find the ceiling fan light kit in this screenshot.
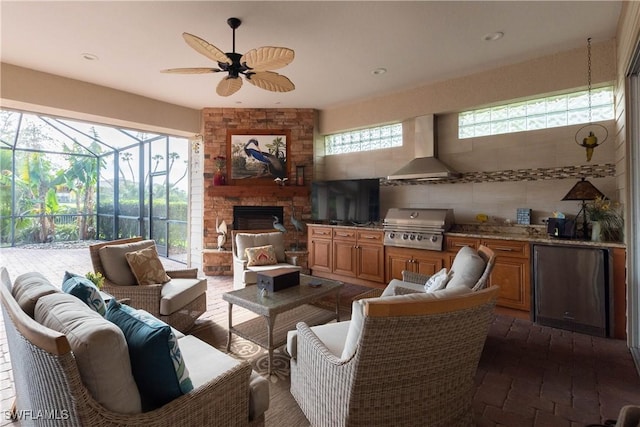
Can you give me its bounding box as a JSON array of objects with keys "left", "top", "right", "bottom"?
[{"left": 161, "top": 17, "right": 295, "bottom": 97}]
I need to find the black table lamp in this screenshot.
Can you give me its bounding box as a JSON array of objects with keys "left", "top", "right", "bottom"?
[{"left": 562, "top": 178, "right": 605, "bottom": 239}]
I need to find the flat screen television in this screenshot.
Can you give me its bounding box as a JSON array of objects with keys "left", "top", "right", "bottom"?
[{"left": 311, "top": 179, "right": 380, "bottom": 224}]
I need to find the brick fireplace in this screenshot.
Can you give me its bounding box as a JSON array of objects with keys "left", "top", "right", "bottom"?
[{"left": 201, "top": 108, "right": 315, "bottom": 276}]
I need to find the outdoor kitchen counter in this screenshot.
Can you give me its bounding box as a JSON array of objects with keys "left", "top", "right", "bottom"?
[{"left": 445, "top": 230, "right": 626, "bottom": 249}]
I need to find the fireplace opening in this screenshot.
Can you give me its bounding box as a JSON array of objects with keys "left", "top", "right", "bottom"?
[{"left": 233, "top": 206, "right": 284, "bottom": 230}]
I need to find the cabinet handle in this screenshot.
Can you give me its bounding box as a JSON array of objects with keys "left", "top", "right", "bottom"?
[
  {"left": 361, "top": 235, "right": 377, "bottom": 239},
  {"left": 494, "top": 247, "right": 515, "bottom": 252},
  {"left": 452, "top": 243, "right": 467, "bottom": 247},
  {"left": 336, "top": 232, "right": 351, "bottom": 237}
]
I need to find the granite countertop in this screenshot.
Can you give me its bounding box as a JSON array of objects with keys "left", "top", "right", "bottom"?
[
  {"left": 447, "top": 223, "right": 626, "bottom": 249},
  {"left": 308, "top": 222, "right": 626, "bottom": 249}
]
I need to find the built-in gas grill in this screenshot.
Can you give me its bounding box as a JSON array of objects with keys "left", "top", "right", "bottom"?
[{"left": 383, "top": 208, "right": 455, "bottom": 251}]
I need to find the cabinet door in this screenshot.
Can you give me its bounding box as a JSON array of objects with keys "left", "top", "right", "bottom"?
[
  {"left": 309, "top": 238, "right": 332, "bottom": 273},
  {"left": 413, "top": 254, "right": 444, "bottom": 277},
  {"left": 333, "top": 240, "right": 356, "bottom": 277},
  {"left": 357, "top": 243, "right": 385, "bottom": 282},
  {"left": 489, "top": 257, "right": 530, "bottom": 311},
  {"left": 386, "top": 250, "right": 412, "bottom": 281}
]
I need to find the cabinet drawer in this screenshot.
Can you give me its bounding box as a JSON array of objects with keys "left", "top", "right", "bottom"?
[
  {"left": 356, "top": 230, "right": 383, "bottom": 243},
  {"left": 309, "top": 226, "right": 332, "bottom": 238},
  {"left": 445, "top": 236, "right": 480, "bottom": 252},
  {"left": 333, "top": 229, "right": 357, "bottom": 241},
  {"left": 481, "top": 239, "right": 530, "bottom": 258}
]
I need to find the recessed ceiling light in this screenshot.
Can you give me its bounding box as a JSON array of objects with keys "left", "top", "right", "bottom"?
[
  {"left": 81, "top": 53, "right": 99, "bottom": 61},
  {"left": 483, "top": 31, "right": 504, "bottom": 42},
  {"left": 371, "top": 67, "right": 387, "bottom": 76}
]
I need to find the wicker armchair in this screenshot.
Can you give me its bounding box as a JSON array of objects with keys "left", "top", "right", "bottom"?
[
  {"left": 0, "top": 268, "right": 265, "bottom": 427},
  {"left": 289, "top": 286, "right": 500, "bottom": 427},
  {"left": 402, "top": 244, "right": 496, "bottom": 290},
  {"left": 89, "top": 237, "right": 206, "bottom": 332}
]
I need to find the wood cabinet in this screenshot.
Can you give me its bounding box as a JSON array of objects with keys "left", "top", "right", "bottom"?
[
  {"left": 445, "top": 235, "right": 531, "bottom": 312},
  {"left": 308, "top": 226, "right": 332, "bottom": 274},
  {"left": 481, "top": 239, "right": 531, "bottom": 312},
  {"left": 308, "top": 225, "right": 385, "bottom": 286},
  {"left": 385, "top": 246, "right": 444, "bottom": 282}
]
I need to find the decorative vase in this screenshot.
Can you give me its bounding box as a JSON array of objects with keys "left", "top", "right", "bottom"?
[
  {"left": 591, "top": 221, "right": 601, "bottom": 242},
  {"left": 213, "top": 168, "right": 226, "bottom": 186}
]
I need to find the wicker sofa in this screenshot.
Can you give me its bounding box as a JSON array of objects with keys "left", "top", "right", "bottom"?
[{"left": 0, "top": 267, "right": 268, "bottom": 427}]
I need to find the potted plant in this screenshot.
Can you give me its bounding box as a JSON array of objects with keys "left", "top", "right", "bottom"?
[{"left": 586, "top": 197, "right": 623, "bottom": 242}]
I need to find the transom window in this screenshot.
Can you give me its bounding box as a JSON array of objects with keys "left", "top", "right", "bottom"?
[
  {"left": 325, "top": 123, "right": 402, "bottom": 155},
  {"left": 458, "top": 86, "right": 615, "bottom": 139}
]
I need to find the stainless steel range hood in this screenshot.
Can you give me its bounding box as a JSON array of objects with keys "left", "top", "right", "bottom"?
[{"left": 387, "top": 115, "right": 460, "bottom": 181}]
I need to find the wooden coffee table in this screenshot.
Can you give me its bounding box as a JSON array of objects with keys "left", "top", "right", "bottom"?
[{"left": 222, "top": 274, "right": 343, "bottom": 376}]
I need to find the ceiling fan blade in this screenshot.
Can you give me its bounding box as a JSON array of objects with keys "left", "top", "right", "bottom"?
[
  {"left": 183, "top": 32, "right": 232, "bottom": 65},
  {"left": 242, "top": 47, "right": 295, "bottom": 72},
  {"left": 216, "top": 76, "right": 243, "bottom": 96},
  {"left": 246, "top": 71, "right": 295, "bottom": 92},
  {"left": 161, "top": 67, "right": 221, "bottom": 74}
]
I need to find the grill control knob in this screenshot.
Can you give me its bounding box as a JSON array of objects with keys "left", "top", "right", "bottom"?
[
  {"left": 430, "top": 235, "right": 438, "bottom": 243},
  {"left": 416, "top": 235, "right": 423, "bottom": 241},
  {"left": 389, "top": 233, "right": 395, "bottom": 239},
  {"left": 402, "top": 234, "right": 409, "bottom": 240},
  {"left": 409, "top": 234, "right": 416, "bottom": 240}
]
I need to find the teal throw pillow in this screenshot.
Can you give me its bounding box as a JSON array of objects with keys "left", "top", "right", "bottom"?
[
  {"left": 62, "top": 271, "right": 106, "bottom": 316},
  {"left": 105, "top": 299, "right": 193, "bottom": 410}
]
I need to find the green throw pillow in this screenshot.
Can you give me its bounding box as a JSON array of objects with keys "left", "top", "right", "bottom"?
[
  {"left": 62, "top": 271, "right": 106, "bottom": 316},
  {"left": 105, "top": 299, "right": 193, "bottom": 410}
]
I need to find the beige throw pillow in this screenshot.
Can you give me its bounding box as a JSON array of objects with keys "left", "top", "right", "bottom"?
[
  {"left": 125, "top": 246, "right": 171, "bottom": 286},
  {"left": 245, "top": 245, "right": 278, "bottom": 266}
]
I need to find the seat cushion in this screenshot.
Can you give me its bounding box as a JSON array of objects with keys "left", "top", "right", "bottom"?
[
  {"left": 12, "top": 272, "right": 62, "bottom": 317},
  {"left": 245, "top": 245, "right": 278, "bottom": 266},
  {"left": 447, "top": 246, "right": 486, "bottom": 289},
  {"left": 235, "top": 232, "right": 286, "bottom": 262},
  {"left": 35, "top": 293, "right": 141, "bottom": 414},
  {"left": 159, "top": 278, "right": 207, "bottom": 316},
  {"left": 287, "top": 321, "right": 351, "bottom": 360},
  {"left": 381, "top": 279, "right": 425, "bottom": 297},
  {"left": 62, "top": 271, "right": 106, "bottom": 316},
  {"left": 178, "top": 335, "right": 269, "bottom": 421},
  {"left": 98, "top": 240, "right": 155, "bottom": 285},
  {"left": 125, "top": 245, "right": 171, "bottom": 286},
  {"left": 105, "top": 299, "right": 193, "bottom": 411}
]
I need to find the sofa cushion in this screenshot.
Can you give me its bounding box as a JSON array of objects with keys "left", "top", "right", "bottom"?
[
  {"left": 235, "top": 232, "right": 286, "bottom": 262},
  {"left": 35, "top": 293, "right": 141, "bottom": 414},
  {"left": 178, "top": 335, "right": 269, "bottom": 421},
  {"left": 12, "top": 272, "right": 61, "bottom": 317},
  {"left": 245, "top": 245, "right": 278, "bottom": 267},
  {"left": 105, "top": 299, "right": 193, "bottom": 410},
  {"left": 159, "top": 278, "right": 207, "bottom": 316},
  {"left": 447, "top": 246, "right": 486, "bottom": 289},
  {"left": 424, "top": 268, "right": 451, "bottom": 293},
  {"left": 125, "top": 245, "right": 171, "bottom": 286},
  {"left": 98, "top": 240, "right": 155, "bottom": 285},
  {"left": 62, "top": 271, "right": 106, "bottom": 316}
]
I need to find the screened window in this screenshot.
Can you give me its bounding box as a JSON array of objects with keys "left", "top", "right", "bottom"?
[
  {"left": 458, "top": 86, "right": 615, "bottom": 139},
  {"left": 325, "top": 123, "right": 402, "bottom": 155}
]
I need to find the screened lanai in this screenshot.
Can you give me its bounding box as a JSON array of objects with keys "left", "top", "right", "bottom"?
[{"left": 0, "top": 109, "right": 190, "bottom": 262}]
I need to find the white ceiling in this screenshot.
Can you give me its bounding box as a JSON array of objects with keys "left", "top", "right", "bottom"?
[{"left": 1, "top": 1, "right": 622, "bottom": 111}]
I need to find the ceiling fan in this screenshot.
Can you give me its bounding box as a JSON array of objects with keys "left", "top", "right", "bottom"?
[{"left": 161, "top": 17, "right": 295, "bottom": 97}]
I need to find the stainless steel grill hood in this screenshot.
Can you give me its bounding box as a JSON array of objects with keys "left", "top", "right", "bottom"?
[{"left": 387, "top": 115, "right": 460, "bottom": 181}]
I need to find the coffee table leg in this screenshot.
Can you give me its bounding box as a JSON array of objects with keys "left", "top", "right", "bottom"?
[
  {"left": 226, "top": 302, "right": 233, "bottom": 352},
  {"left": 266, "top": 314, "right": 275, "bottom": 377}
]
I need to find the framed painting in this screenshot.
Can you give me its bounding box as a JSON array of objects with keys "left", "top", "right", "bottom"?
[{"left": 227, "top": 129, "right": 291, "bottom": 185}]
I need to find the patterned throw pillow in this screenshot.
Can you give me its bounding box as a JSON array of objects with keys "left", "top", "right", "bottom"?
[
  {"left": 124, "top": 245, "right": 171, "bottom": 286},
  {"left": 245, "top": 245, "right": 278, "bottom": 267},
  {"left": 424, "top": 268, "right": 451, "bottom": 293},
  {"left": 62, "top": 271, "right": 107, "bottom": 316},
  {"left": 106, "top": 299, "right": 193, "bottom": 410}
]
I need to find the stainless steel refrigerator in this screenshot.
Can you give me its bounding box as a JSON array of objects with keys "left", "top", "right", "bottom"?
[{"left": 533, "top": 244, "right": 612, "bottom": 337}]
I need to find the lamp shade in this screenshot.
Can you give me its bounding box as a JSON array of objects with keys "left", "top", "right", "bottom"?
[{"left": 562, "top": 178, "right": 605, "bottom": 201}]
